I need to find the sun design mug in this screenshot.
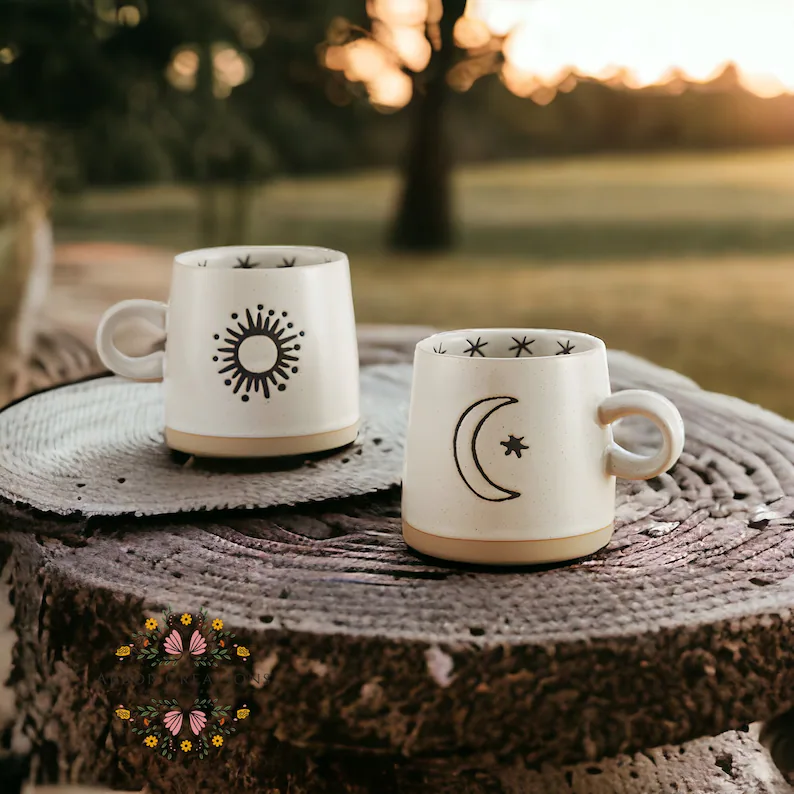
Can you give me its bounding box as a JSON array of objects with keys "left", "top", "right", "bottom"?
[
  {"left": 402, "top": 329, "right": 685, "bottom": 564},
  {"left": 96, "top": 246, "right": 359, "bottom": 457}
]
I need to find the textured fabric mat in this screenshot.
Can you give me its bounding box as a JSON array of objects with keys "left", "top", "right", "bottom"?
[{"left": 0, "top": 364, "right": 410, "bottom": 517}]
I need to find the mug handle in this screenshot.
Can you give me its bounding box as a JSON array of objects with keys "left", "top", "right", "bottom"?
[
  {"left": 597, "top": 390, "right": 685, "bottom": 480},
  {"left": 95, "top": 299, "right": 167, "bottom": 382}
]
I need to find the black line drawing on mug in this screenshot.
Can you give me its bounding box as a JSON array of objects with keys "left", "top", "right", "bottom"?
[
  {"left": 279, "top": 257, "right": 296, "bottom": 268},
  {"left": 508, "top": 336, "right": 534, "bottom": 357},
  {"left": 215, "top": 307, "right": 301, "bottom": 401},
  {"left": 433, "top": 344, "right": 447, "bottom": 354},
  {"left": 463, "top": 337, "right": 488, "bottom": 357},
  {"left": 453, "top": 396, "right": 521, "bottom": 502},
  {"left": 234, "top": 255, "right": 259, "bottom": 269},
  {"left": 500, "top": 435, "right": 528, "bottom": 458},
  {"left": 556, "top": 340, "right": 575, "bottom": 355}
]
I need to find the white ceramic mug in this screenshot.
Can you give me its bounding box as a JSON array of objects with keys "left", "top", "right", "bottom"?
[
  {"left": 402, "top": 329, "right": 685, "bottom": 564},
  {"left": 96, "top": 246, "right": 359, "bottom": 458}
]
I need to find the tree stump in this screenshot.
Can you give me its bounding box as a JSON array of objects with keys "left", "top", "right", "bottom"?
[{"left": 3, "top": 328, "right": 794, "bottom": 792}]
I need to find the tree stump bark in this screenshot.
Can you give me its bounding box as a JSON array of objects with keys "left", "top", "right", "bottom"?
[{"left": 3, "top": 329, "right": 794, "bottom": 792}]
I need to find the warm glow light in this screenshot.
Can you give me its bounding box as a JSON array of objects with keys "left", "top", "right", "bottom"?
[
  {"left": 503, "top": 18, "right": 571, "bottom": 87},
  {"left": 368, "top": 67, "right": 414, "bottom": 108},
  {"left": 117, "top": 5, "right": 141, "bottom": 26},
  {"left": 344, "top": 38, "right": 391, "bottom": 83},
  {"left": 368, "top": 0, "right": 428, "bottom": 27},
  {"left": 557, "top": 73, "right": 577, "bottom": 93},
  {"left": 453, "top": 16, "right": 491, "bottom": 50},
  {"left": 377, "top": 24, "right": 432, "bottom": 72},
  {"left": 213, "top": 45, "right": 251, "bottom": 88},
  {"left": 172, "top": 48, "right": 199, "bottom": 78},
  {"left": 465, "top": 0, "right": 794, "bottom": 99},
  {"left": 500, "top": 60, "right": 539, "bottom": 98},
  {"left": 465, "top": 0, "right": 531, "bottom": 36},
  {"left": 165, "top": 43, "right": 251, "bottom": 96},
  {"left": 739, "top": 73, "right": 790, "bottom": 99},
  {"left": 166, "top": 46, "right": 199, "bottom": 92},
  {"left": 324, "top": 45, "right": 348, "bottom": 72},
  {"left": 339, "top": 0, "right": 431, "bottom": 106},
  {"left": 0, "top": 47, "right": 15, "bottom": 65}
]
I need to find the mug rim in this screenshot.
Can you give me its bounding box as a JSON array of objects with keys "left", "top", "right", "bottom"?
[
  {"left": 173, "top": 245, "right": 347, "bottom": 270},
  {"left": 416, "top": 328, "right": 606, "bottom": 360}
]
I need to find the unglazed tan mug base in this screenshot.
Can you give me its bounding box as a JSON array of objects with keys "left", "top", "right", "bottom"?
[
  {"left": 402, "top": 521, "right": 613, "bottom": 565},
  {"left": 165, "top": 422, "right": 359, "bottom": 458}
]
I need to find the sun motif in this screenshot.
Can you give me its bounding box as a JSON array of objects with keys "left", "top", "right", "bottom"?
[{"left": 214, "top": 306, "right": 303, "bottom": 401}]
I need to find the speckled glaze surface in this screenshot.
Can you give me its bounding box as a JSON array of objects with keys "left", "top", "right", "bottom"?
[
  {"left": 95, "top": 246, "right": 359, "bottom": 456},
  {"left": 402, "top": 329, "right": 684, "bottom": 560}
]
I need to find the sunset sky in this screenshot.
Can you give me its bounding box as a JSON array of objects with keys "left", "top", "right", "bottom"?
[
  {"left": 330, "top": 0, "right": 794, "bottom": 108},
  {"left": 480, "top": 0, "right": 794, "bottom": 96}
]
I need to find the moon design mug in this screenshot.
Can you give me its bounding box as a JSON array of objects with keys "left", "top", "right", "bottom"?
[
  {"left": 402, "top": 329, "right": 685, "bottom": 565},
  {"left": 96, "top": 246, "right": 359, "bottom": 458}
]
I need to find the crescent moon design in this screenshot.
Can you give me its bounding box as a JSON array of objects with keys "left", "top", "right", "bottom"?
[{"left": 453, "top": 396, "right": 521, "bottom": 502}]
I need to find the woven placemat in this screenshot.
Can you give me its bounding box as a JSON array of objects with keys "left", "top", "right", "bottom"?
[{"left": 0, "top": 364, "right": 411, "bottom": 517}]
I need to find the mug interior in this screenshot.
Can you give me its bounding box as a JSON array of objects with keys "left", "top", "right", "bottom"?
[
  {"left": 418, "top": 329, "right": 604, "bottom": 359},
  {"left": 174, "top": 246, "right": 344, "bottom": 270}
]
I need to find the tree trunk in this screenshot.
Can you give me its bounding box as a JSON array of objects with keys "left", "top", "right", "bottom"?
[{"left": 389, "top": 1, "right": 466, "bottom": 252}]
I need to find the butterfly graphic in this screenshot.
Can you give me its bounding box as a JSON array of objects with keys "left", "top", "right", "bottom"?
[
  {"left": 163, "top": 629, "right": 207, "bottom": 658},
  {"left": 163, "top": 708, "right": 208, "bottom": 736}
]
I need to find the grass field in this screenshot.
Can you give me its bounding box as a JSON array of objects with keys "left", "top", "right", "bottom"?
[{"left": 53, "top": 148, "right": 794, "bottom": 417}]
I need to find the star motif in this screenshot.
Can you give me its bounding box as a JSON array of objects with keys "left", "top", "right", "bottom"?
[
  {"left": 500, "top": 435, "right": 528, "bottom": 458},
  {"left": 197, "top": 260, "right": 208, "bottom": 267},
  {"left": 235, "top": 255, "right": 258, "bottom": 269},
  {"left": 508, "top": 336, "right": 534, "bottom": 357},
  {"left": 279, "top": 257, "right": 296, "bottom": 268},
  {"left": 463, "top": 337, "right": 488, "bottom": 357},
  {"left": 556, "top": 340, "right": 575, "bottom": 355},
  {"left": 433, "top": 345, "right": 447, "bottom": 354}
]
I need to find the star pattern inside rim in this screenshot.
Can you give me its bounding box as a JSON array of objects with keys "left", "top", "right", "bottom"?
[
  {"left": 500, "top": 435, "right": 528, "bottom": 458},
  {"left": 279, "top": 257, "right": 296, "bottom": 268},
  {"left": 235, "top": 255, "right": 258, "bottom": 269},
  {"left": 433, "top": 344, "right": 447, "bottom": 354},
  {"left": 556, "top": 340, "right": 575, "bottom": 355},
  {"left": 198, "top": 260, "right": 208, "bottom": 268},
  {"left": 463, "top": 337, "right": 488, "bottom": 357},
  {"left": 509, "top": 336, "right": 534, "bottom": 357}
]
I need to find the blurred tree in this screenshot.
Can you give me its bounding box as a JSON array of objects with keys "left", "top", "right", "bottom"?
[
  {"left": 388, "top": 0, "right": 466, "bottom": 251},
  {"left": 323, "top": 0, "right": 515, "bottom": 251},
  {"left": 0, "top": 0, "right": 274, "bottom": 243},
  {"left": 321, "top": 2, "right": 794, "bottom": 251},
  {"left": 240, "top": 0, "right": 364, "bottom": 175}
]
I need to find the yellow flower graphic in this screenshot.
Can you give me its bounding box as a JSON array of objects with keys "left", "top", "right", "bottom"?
[
  {"left": 236, "top": 708, "right": 250, "bottom": 720},
  {"left": 115, "top": 645, "right": 131, "bottom": 657},
  {"left": 180, "top": 740, "right": 192, "bottom": 752},
  {"left": 180, "top": 613, "right": 192, "bottom": 626},
  {"left": 145, "top": 618, "right": 158, "bottom": 631},
  {"left": 212, "top": 618, "right": 223, "bottom": 631},
  {"left": 144, "top": 736, "right": 158, "bottom": 748},
  {"left": 114, "top": 708, "right": 130, "bottom": 720},
  {"left": 236, "top": 646, "right": 250, "bottom": 657},
  {"left": 212, "top": 735, "right": 224, "bottom": 747}
]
